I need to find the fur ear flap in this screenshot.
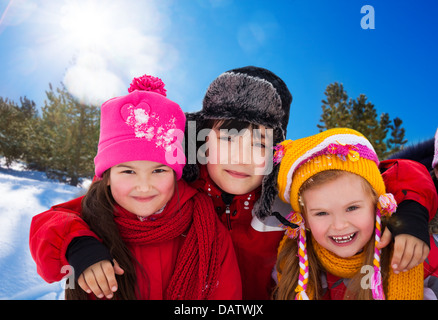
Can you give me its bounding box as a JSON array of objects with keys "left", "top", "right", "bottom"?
[
  {"left": 253, "top": 164, "right": 280, "bottom": 219},
  {"left": 387, "top": 137, "right": 434, "bottom": 170},
  {"left": 182, "top": 111, "right": 205, "bottom": 182},
  {"left": 182, "top": 163, "right": 200, "bottom": 183}
]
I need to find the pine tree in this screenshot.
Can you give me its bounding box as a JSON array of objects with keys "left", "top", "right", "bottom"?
[
  {"left": 387, "top": 117, "right": 407, "bottom": 156},
  {"left": 19, "top": 96, "right": 38, "bottom": 119},
  {"left": 0, "top": 96, "right": 38, "bottom": 166},
  {"left": 317, "top": 83, "right": 351, "bottom": 131},
  {"left": 0, "top": 97, "right": 20, "bottom": 166},
  {"left": 1, "top": 84, "right": 100, "bottom": 186},
  {"left": 373, "top": 112, "right": 390, "bottom": 159},
  {"left": 34, "top": 84, "right": 100, "bottom": 186},
  {"left": 318, "top": 82, "right": 407, "bottom": 158}
]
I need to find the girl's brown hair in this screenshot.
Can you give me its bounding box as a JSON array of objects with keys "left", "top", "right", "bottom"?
[
  {"left": 65, "top": 170, "right": 138, "bottom": 300},
  {"left": 274, "top": 170, "right": 391, "bottom": 300}
]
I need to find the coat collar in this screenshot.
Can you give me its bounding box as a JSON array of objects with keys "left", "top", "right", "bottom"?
[{"left": 191, "top": 165, "right": 261, "bottom": 205}]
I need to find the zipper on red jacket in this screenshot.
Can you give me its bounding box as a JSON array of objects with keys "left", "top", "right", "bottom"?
[
  {"left": 225, "top": 205, "right": 232, "bottom": 230},
  {"left": 221, "top": 192, "right": 235, "bottom": 231}
]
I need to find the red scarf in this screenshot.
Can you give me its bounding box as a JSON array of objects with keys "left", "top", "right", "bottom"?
[{"left": 113, "top": 179, "right": 220, "bottom": 300}]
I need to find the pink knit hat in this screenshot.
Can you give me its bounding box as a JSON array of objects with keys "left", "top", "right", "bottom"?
[{"left": 94, "top": 75, "right": 186, "bottom": 179}]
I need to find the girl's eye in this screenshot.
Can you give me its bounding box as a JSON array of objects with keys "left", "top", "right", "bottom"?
[
  {"left": 121, "top": 170, "right": 135, "bottom": 175},
  {"left": 153, "top": 168, "right": 167, "bottom": 174},
  {"left": 315, "top": 211, "right": 328, "bottom": 217},
  {"left": 347, "top": 206, "right": 359, "bottom": 212}
]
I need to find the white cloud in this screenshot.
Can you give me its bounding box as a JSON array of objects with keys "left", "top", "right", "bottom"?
[
  {"left": 3, "top": 0, "right": 178, "bottom": 106},
  {"left": 63, "top": 52, "right": 125, "bottom": 106},
  {"left": 57, "top": 0, "right": 178, "bottom": 105}
]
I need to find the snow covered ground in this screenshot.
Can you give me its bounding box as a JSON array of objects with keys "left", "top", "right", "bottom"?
[{"left": 0, "top": 158, "right": 90, "bottom": 300}]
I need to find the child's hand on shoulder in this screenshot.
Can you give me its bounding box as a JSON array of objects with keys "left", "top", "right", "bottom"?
[
  {"left": 377, "top": 229, "right": 429, "bottom": 274},
  {"left": 78, "top": 259, "right": 124, "bottom": 299}
]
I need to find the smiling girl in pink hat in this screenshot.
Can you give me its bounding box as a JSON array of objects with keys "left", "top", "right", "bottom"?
[{"left": 30, "top": 75, "right": 241, "bottom": 300}]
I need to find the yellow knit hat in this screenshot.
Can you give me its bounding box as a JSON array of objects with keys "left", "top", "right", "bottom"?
[
  {"left": 276, "top": 127, "right": 386, "bottom": 211},
  {"left": 274, "top": 128, "right": 398, "bottom": 300}
]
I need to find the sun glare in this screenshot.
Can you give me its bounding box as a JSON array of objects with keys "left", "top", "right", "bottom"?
[
  {"left": 31, "top": 0, "right": 175, "bottom": 106},
  {"left": 59, "top": 2, "right": 113, "bottom": 50}
]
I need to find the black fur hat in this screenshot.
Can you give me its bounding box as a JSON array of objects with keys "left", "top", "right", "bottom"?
[
  {"left": 387, "top": 138, "right": 434, "bottom": 170},
  {"left": 183, "top": 66, "right": 292, "bottom": 219}
]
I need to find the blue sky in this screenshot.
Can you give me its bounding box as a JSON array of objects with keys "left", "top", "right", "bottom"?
[{"left": 0, "top": 0, "right": 437, "bottom": 144}]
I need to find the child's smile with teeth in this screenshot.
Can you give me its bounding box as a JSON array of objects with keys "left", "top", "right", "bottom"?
[
  {"left": 302, "top": 173, "right": 376, "bottom": 258},
  {"left": 330, "top": 232, "right": 357, "bottom": 244}
]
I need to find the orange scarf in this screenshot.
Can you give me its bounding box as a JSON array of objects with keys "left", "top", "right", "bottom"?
[{"left": 312, "top": 238, "right": 424, "bottom": 300}]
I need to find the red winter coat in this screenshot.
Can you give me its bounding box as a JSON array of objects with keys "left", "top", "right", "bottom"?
[
  {"left": 29, "top": 180, "right": 241, "bottom": 300},
  {"left": 30, "top": 159, "right": 437, "bottom": 300},
  {"left": 190, "top": 165, "right": 289, "bottom": 300},
  {"left": 380, "top": 159, "right": 438, "bottom": 221}
]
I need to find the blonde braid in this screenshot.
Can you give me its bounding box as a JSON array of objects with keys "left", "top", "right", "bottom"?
[{"left": 371, "top": 193, "right": 397, "bottom": 300}]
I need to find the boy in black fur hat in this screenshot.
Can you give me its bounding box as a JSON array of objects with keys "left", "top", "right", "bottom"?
[{"left": 184, "top": 66, "right": 294, "bottom": 299}]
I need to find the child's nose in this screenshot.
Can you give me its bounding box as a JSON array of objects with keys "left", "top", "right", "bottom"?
[
  {"left": 231, "top": 135, "right": 252, "bottom": 164},
  {"left": 136, "top": 179, "right": 151, "bottom": 192},
  {"left": 331, "top": 214, "right": 349, "bottom": 231}
]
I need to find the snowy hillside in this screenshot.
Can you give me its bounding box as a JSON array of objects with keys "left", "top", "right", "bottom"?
[{"left": 0, "top": 158, "right": 90, "bottom": 300}]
